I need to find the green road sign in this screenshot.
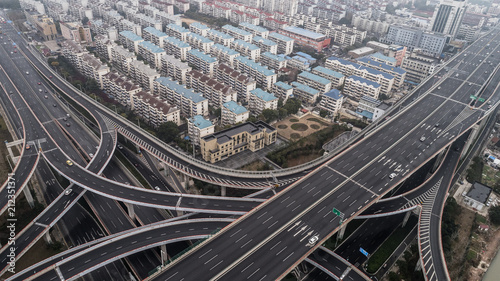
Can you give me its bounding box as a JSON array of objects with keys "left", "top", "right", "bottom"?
[
  {"left": 332, "top": 208, "right": 341, "bottom": 216},
  {"left": 478, "top": 98, "right": 485, "bottom": 102},
  {"left": 470, "top": 95, "right": 477, "bottom": 100}
]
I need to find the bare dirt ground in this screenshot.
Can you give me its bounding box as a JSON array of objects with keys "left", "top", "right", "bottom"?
[
  {"left": 180, "top": 16, "right": 199, "bottom": 25},
  {"left": 447, "top": 207, "right": 476, "bottom": 281},
  {"left": 274, "top": 113, "right": 330, "bottom": 140},
  {"left": 469, "top": 226, "right": 500, "bottom": 281}
]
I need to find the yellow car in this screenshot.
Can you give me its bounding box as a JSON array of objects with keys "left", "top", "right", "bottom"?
[{"left": 66, "top": 160, "right": 73, "bottom": 166}]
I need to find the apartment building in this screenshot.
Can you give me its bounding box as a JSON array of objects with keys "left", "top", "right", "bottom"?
[
  {"left": 207, "top": 29, "right": 235, "bottom": 47},
  {"left": 221, "top": 101, "right": 249, "bottom": 126},
  {"left": 272, "top": 81, "right": 294, "bottom": 101},
  {"left": 187, "top": 49, "right": 218, "bottom": 77},
  {"left": 344, "top": 75, "right": 381, "bottom": 100},
  {"left": 153, "top": 77, "right": 209, "bottom": 117},
  {"left": 222, "top": 24, "right": 253, "bottom": 42},
  {"left": 297, "top": 71, "right": 332, "bottom": 93},
  {"left": 190, "top": 22, "right": 210, "bottom": 37},
  {"left": 155, "top": 11, "right": 182, "bottom": 27},
  {"left": 111, "top": 45, "right": 136, "bottom": 75},
  {"left": 201, "top": 121, "right": 277, "bottom": 163},
  {"left": 357, "top": 57, "right": 406, "bottom": 89},
  {"left": 138, "top": 41, "right": 166, "bottom": 70},
  {"left": 383, "top": 26, "right": 446, "bottom": 58},
  {"left": 78, "top": 53, "right": 110, "bottom": 89},
  {"left": 216, "top": 63, "right": 257, "bottom": 102},
  {"left": 329, "top": 25, "right": 366, "bottom": 47},
  {"left": 94, "top": 34, "right": 115, "bottom": 62},
  {"left": 268, "top": 32, "right": 294, "bottom": 55},
  {"left": 160, "top": 54, "right": 191, "bottom": 84},
  {"left": 311, "top": 66, "right": 345, "bottom": 88},
  {"left": 142, "top": 26, "right": 169, "bottom": 48},
  {"left": 134, "top": 13, "right": 163, "bottom": 31},
  {"left": 291, "top": 82, "right": 320, "bottom": 105},
  {"left": 119, "top": 30, "right": 144, "bottom": 53},
  {"left": 186, "top": 70, "right": 237, "bottom": 108},
  {"left": 401, "top": 52, "right": 439, "bottom": 84},
  {"left": 61, "top": 40, "right": 86, "bottom": 68},
  {"left": 263, "top": 17, "right": 289, "bottom": 31},
  {"left": 60, "top": 21, "right": 92, "bottom": 44},
  {"left": 356, "top": 95, "right": 382, "bottom": 120},
  {"left": 210, "top": 44, "right": 240, "bottom": 68},
  {"left": 188, "top": 115, "right": 215, "bottom": 146},
  {"left": 248, "top": 88, "right": 278, "bottom": 115},
  {"left": 185, "top": 33, "right": 214, "bottom": 53},
  {"left": 117, "top": 19, "right": 142, "bottom": 36},
  {"left": 364, "top": 52, "right": 397, "bottom": 66},
  {"left": 234, "top": 56, "right": 277, "bottom": 90},
  {"left": 129, "top": 60, "right": 161, "bottom": 91},
  {"left": 239, "top": 22, "right": 270, "bottom": 39},
  {"left": 260, "top": 52, "right": 287, "bottom": 71},
  {"left": 131, "top": 90, "right": 180, "bottom": 127},
  {"left": 319, "top": 89, "right": 344, "bottom": 116},
  {"left": 101, "top": 71, "right": 141, "bottom": 107},
  {"left": 252, "top": 36, "right": 278, "bottom": 55},
  {"left": 230, "top": 39, "right": 261, "bottom": 61},
  {"left": 166, "top": 23, "right": 191, "bottom": 41},
  {"left": 164, "top": 36, "right": 192, "bottom": 61},
  {"left": 277, "top": 26, "right": 330, "bottom": 52}
]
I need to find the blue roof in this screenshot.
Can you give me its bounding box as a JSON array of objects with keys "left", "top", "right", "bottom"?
[
  {"left": 298, "top": 71, "right": 331, "bottom": 86},
  {"left": 189, "top": 115, "right": 213, "bottom": 129},
  {"left": 268, "top": 32, "right": 293, "bottom": 42},
  {"left": 222, "top": 25, "right": 252, "bottom": 36},
  {"left": 291, "top": 82, "right": 319, "bottom": 95},
  {"left": 207, "top": 29, "right": 234, "bottom": 40},
  {"left": 250, "top": 88, "right": 277, "bottom": 102},
  {"left": 167, "top": 23, "right": 190, "bottom": 33},
  {"left": 368, "top": 52, "right": 397, "bottom": 64},
  {"left": 327, "top": 56, "right": 395, "bottom": 80},
  {"left": 188, "top": 49, "right": 217, "bottom": 63},
  {"left": 348, "top": 75, "right": 381, "bottom": 88},
  {"left": 164, "top": 36, "right": 190, "bottom": 48},
  {"left": 155, "top": 77, "right": 207, "bottom": 103},
  {"left": 296, "top": 52, "right": 316, "bottom": 62},
  {"left": 357, "top": 56, "right": 406, "bottom": 75},
  {"left": 223, "top": 101, "right": 248, "bottom": 114},
  {"left": 190, "top": 22, "right": 210, "bottom": 30},
  {"left": 239, "top": 22, "right": 268, "bottom": 33},
  {"left": 282, "top": 26, "right": 325, "bottom": 40},
  {"left": 357, "top": 109, "right": 374, "bottom": 119},
  {"left": 234, "top": 56, "right": 275, "bottom": 77},
  {"left": 119, "top": 30, "right": 143, "bottom": 42},
  {"left": 139, "top": 41, "right": 165, "bottom": 54},
  {"left": 187, "top": 33, "right": 213, "bottom": 44},
  {"left": 360, "top": 95, "right": 381, "bottom": 105},
  {"left": 291, "top": 55, "right": 311, "bottom": 65},
  {"left": 252, "top": 36, "right": 277, "bottom": 47},
  {"left": 232, "top": 39, "right": 260, "bottom": 51},
  {"left": 262, "top": 52, "right": 287, "bottom": 62},
  {"left": 323, "top": 89, "right": 343, "bottom": 100},
  {"left": 312, "top": 66, "right": 344, "bottom": 79},
  {"left": 274, "top": 81, "right": 293, "bottom": 90},
  {"left": 211, "top": 43, "right": 239, "bottom": 56},
  {"left": 143, "top": 26, "right": 168, "bottom": 38}
]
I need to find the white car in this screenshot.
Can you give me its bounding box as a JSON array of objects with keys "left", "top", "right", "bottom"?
[
  {"left": 308, "top": 235, "right": 319, "bottom": 245},
  {"left": 389, "top": 173, "right": 397, "bottom": 179},
  {"left": 154, "top": 186, "right": 160, "bottom": 191},
  {"left": 64, "top": 188, "right": 72, "bottom": 195},
  {"left": 420, "top": 136, "right": 426, "bottom": 142}
]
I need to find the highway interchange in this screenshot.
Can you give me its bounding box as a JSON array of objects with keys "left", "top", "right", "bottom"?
[{"left": 0, "top": 15, "right": 500, "bottom": 281}]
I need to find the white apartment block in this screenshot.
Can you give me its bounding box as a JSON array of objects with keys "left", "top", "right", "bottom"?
[
  {"left": 268, "top": 32, "right": 294, "bottom": 55},
  {"left": 401, "top": 52, "right": 439, "bottom": 84},
  {"left": 248, "top": 88, "right": 278, "bottom": 115},
  {"left": 190, "top": 22, "right": 210, "bottom": 37},
  {"left": 164, "top": 36, "right": 192, "bottom": 61},
  {"left": 216, "top": 63, "right": 257, "bottom": 102},
  {"left": 119, "top": 30, "right": 144, "bottom": 53},
  {"left": 185, "top": 33, "right": 215, "bottom": 54},
  {"left": 357, "top": 56, "right": 406, "bottom": 90},
  {"left": 131, "top": 90, "right": 181, "bottom": 127},
  {"left": 234, "top": 56, "right": 277, "bottom": 91},
  {"left": 252, "top": 36, "right": 278, "bottom": 55},
  {"left": 135, "top": 13, "right": 163, "bottom": 31},
  {"left": 222, "top": 24, "right": 253, "bottom": 42},
  {"left": 230, "top": 39, "right": 261, "bottom": 62},
  {"left": 187, "top": 49, "right": 218, "bottom": 77},
  {"left": 188, "top": 115, "right": 215, "bottom": 146},
  {"left": 79, "top": 53, "right": 111, "bottom": 89},
  {"left": 260, "top": 52, "right": 287, "bottom": 71},
  {"left": 102, "top": 71, "right": 141, "bottom": 107},
  {"left": 154, "top": 11, "right": 182, "bottom": 27},
  {"left": 129, "top": 60, "right": 161, "bottom": 91},
  {"left": 272, "top": 81, "right": 294, "bottom": 101},
  {"left": 239, "top": 22, "right": 269, "bottom": 39},
  {"left": 291, "top": 82, "right": 320, "bottom": 105},
  {"left": 311, "top": 66, "right": 345, "bottom": 88},
  {"left": 319, "top": 89, "right": 344, "bottom": 116},
  {"left": 297, "top": 71, "right": 332, "bottom": 94},
  {"left": 221, "top": 101, "right": 249, "bottom": 126},
  {"left": 61, "top": 40, "right": 86, "bottom": 69},
  {"left": 166, "top": 23, "right": 191, "bottom": 41},
  {"left": 111, "top": 45, "right": 137, "bottom": 76},
  {"left": 142, "top": 26, "right": 169, "bottom": 48},
  {"left": 138, "top": 41, "right": 166, "bottom": 70},
  {"left": 160, "top": 54, "right": 192, "bottom": 85},
  {"left": 117, "top": 19, "right": 142, "bottom": 36},
  {"left": 186, "top": 70, "right": 237, "bottom": 108},
  {"left": 153, "top": 77, "right": 209, "bottom": 117},
  {"left": 344, "top": 75, "right": 381, "bottom": 100},
  {"left": 210, "top": 44, "right": 240, "bottom": 68},
  {"left": 94, "top": 34, "right": 115, "bottom": 62},
  {"left": 207, "top": 29, "right": 235, "bottom": 47}
]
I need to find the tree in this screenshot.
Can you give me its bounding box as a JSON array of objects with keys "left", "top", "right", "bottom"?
[
  {"left": 319, "top": 109, "right": 328, "bottom": 118},
  {"left": 261, "top": 109, "right": 279, "bottom": 123},
  {"left": 386, "top": 3, "right": 396, "bottom": 14},
  {"left": 85, "top": 79, "right": 100, "bottom": 93},
  {"left": 157, "top": 122, "right": 179, "bottom": 143},
  {"left": 278, "top": 108, "right": 288, "bottom": 120},
  {"left": 489, "top": 206, "right": 500, "bottom": 225},
  {"left": 182, "top": 22, "right": 189, "bottom": 29},
  {"left": 173, "top": 6, "right": 181, "bottom": 14},
  {"left": 338, "top": 17, "right": 351, "bottom": 25},
  {"left": 82, "top": 16, "right": 89, "bottom": 26},
  {"left": 283, "top": 98, "right": 302, "bottom": 115},
  {"left": 247, "top": 116, "right": 258, "bottom": 123},
  {"left": 214, "top": 108, "right": 221, "bottom": 117}
]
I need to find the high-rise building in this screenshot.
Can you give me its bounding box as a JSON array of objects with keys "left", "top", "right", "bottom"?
[
  {"left": 429, "top": 0, "right": 467, "bottom": 38},
  {"left": 262, "top": 0, "right": 298, "bottom": 16}
]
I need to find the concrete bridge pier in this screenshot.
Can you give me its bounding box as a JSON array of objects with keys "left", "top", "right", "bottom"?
[
  {"left": 221, "top": 186, "right": 226, "bottom": 197},
  {"left": 23, "top": 186, "right": 35, "bottom": 209},
  {"left": 415, "top": 259, "right": 422, "bottom": 271},
  {"left": 337, "top": 222, "right": 347, "bottom": 241},
  {"left": 161, "top": 244, "right": 168, "bottom": 266},
  {"left": 461, "top": 123, "right": 480, "bottom": 159},
  {"left": 44, "top": 232, "right": 52, "bottom": 244},
  {"left": 431, "top": 148, "right": 447, "bottom": 173},
  {"left": 126, "top": 202, "right": 136, "bottom": 220},
  {"left": 402, "top": 210, "right": 411, "bottom": 228}
]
